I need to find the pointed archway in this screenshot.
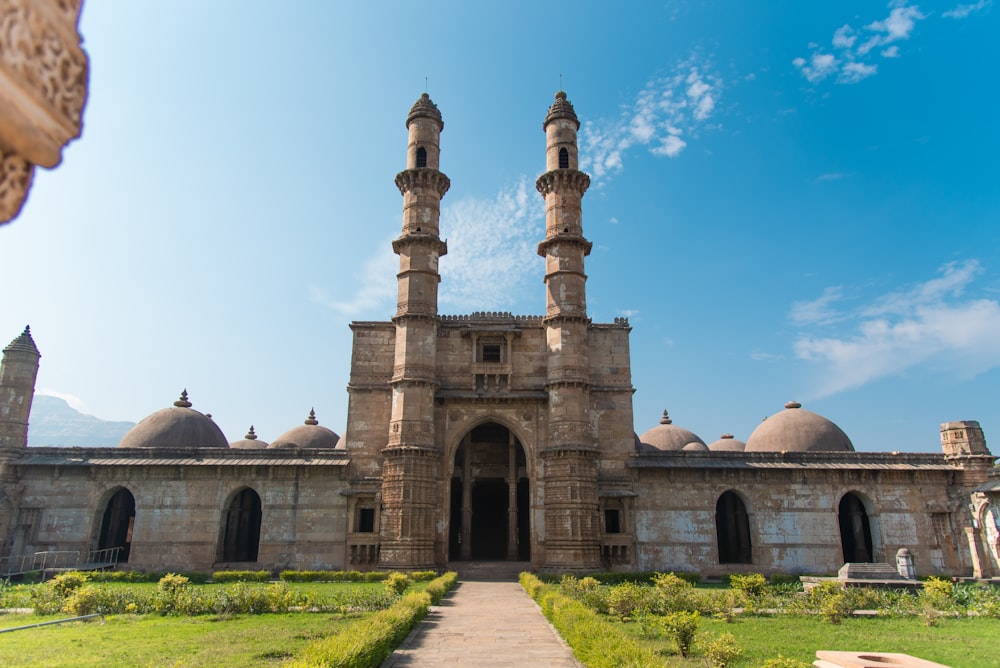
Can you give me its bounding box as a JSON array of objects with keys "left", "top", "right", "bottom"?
[
  {"left": 716, "top": 490, "right": 752, "bottom": 564},
  {"left": 839, "top": 492, "right": 874, "bottom": 563},
  {"left": 98, "top": 488, "right": 136, "bottom": 562},
  {"left": 220, "top": 487, "right": 262, "bottom": 562},
  {"left": 449, "top": 422, "right": 529, "bottom": 561}
]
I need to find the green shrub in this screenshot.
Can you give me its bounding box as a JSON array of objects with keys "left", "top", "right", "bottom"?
[
  {"left": 61, "top": 584, "right": 102, "bottom": 615},
  {"left": 49, "top": 571, "right": 89, "bottom": 597},
  {"left": 651, "top": 571, "right": 698, "bottom": 613},
  {"left": 157, "top": 572, "right": 190, "bottom": 594},
  {"left": 702, "top": 631, "right": 743, "bottom": 667},
  {"left": 385, "top": 571, "right": 410, "bottom": 596},
  {"left": 409, "top": 570, "right": 438, "bottom": 582},
  {"left": 211, "top": 569, "right": 270, "bottom": 583},
  {"left": 608, "top": 581, "right": 650, "bottom": 620},
  {"left": 30, "top": 584, "right": 65, "bottom": 615},
  {"left": 729, "top": 572, "right": 767, "bottom": 599},
  {"left": 424, "top": 571, "right": 457, "bottom": 604},
  {"left": 661, "top": 610, "right": 700, "bottom": 657},
  {"left": 920, "top": 576, "right": 955, "bottom": 610},
  {"left": 760, "top": 656, "right": 811, "bottom": 668}
]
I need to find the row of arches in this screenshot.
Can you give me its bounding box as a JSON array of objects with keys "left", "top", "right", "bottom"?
[
  {"left": 97, "top": 487, "right": 262, "bottom": 564},
  {"left": 716, "top": 490, "right": 874, "bottom": 565}
]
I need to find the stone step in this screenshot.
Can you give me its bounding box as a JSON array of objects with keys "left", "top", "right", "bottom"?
[{"left": 448, "top": 560, "right": 530, "bottom": 582}]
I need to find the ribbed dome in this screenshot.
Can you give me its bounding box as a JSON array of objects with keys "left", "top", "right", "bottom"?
[
  {"left": 638, "top": 410, "right": 706, "bottom": 451},
  {"left": 230, "top": 425, "right": 268, "bottom": 449},
  {"left": 744, "top": 402, "right": 854, "bottom": 453},
  {"left": 269, "top": 409, "right": 342, "bottom": 449},
  {"left": 406, "top": 93, "right": 443, "bottom": 130},
  {"left": 4, "top": 325, "right": 39, "bottom": 355},
  {"left": 708, "top": 433, "right": 747, "bottom": 452},
  {"left": 119, "top": 391, "right": 228, "bottom": 448},
  {"left": 544, "top": 90, "right": 580, "bottom": 130}
]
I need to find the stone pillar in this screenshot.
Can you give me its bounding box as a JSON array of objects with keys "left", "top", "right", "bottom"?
[
  {"left": 0, "top": 326, "right": 40, "bottom": 554},
  {"left": 966, "top": 526, "right": 992, "bottom": 579},
  {"left": 896, "top": 548, "right": 916, "bottom": 579},
  {"left": 536, "top": 92, "right": 601, "bottom": 570},
  {"left": 379, "top": 94, "right": 450, "bottom": 570},
  {"left": 0, "top": 0, "right": 88, "bottom": 223},
  {"left": 507, "top": 432, "right": 519, "bottom": 560},
  {"left": 460, "top": 435, "right": 472, "bottom": 560}
]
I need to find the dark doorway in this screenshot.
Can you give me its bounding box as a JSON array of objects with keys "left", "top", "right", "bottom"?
[
  {"left": 98, "top": 488, "right": 135, "bottom": 562},
  {"left": 449, "top": 423, "right": 530, "bottom": 561},
  {"left": 716, "top": 491, "right": 752, "bottom": 564},
  {"left": 221, "top": 488, "right": 262, "bottom": 562},
  {"left": 839, "top": 492, "right": 874, "bottom": 563},
  {"left": 471, "top": 479, "right": 507, "bottom": 559}
]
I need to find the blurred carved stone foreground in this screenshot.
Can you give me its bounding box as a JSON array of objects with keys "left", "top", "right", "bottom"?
[
  {"left": 815, "top": 651, "right": 951, "bottom": 668},
  {"left": 0, "top": 0, "right": 87, "bottom": 223}
]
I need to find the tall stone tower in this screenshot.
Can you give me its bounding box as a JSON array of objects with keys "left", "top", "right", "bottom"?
[
  {"left": 0, "top": 326, "right": 40, "bottom": 553},
  {"left": 536, "top": 92, "right": 602, "bottom": 569},
  {"left": 379, "top": 94, "right": 451, "bottom": 569}
]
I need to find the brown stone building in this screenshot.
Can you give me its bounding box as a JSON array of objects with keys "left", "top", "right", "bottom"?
[{"left": 0, "top": 93, "right": 995, "bottom": 577}]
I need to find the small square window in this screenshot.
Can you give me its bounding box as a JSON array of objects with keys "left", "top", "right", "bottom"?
[
  {"left": 357, "top": 508, "right": 375, "bottom": 533},
  {"left": 604, "top": 509, "right": 621, "bottom": 534},
  {"left": 482, "top": 344, "right": 502, "bottom": 363}
]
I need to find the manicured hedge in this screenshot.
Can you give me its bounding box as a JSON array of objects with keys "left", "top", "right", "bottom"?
[
  {"left": 279, "top": 569, "right": 439, "bottom": 583},
  {"left": 520, "top": 572, "right": 659, "bottom": 667},
  {"left": 289, "top": 571, "right": 458, "bottom": 668}
]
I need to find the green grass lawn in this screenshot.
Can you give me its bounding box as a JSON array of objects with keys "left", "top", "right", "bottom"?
[
  {"left": 0, "top": 611, "right": 356, "bottom": 667},
  {"left": 615, "top": 614, "right": 1000, "bottom": 667}
]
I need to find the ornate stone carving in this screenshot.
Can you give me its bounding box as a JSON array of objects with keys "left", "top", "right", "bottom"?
[
  {"left": 535, "top": 170, "right": 590, "bottom": 197},
  {"left": 394, "top": 169, "right": 451, "bottom": 197},
  {"left": 0, "top": 0, "right": 87, "bottom": 223}
]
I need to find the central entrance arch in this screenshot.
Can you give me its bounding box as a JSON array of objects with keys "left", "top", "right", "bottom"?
[{"left": 449, "top": 422, "right": 530, "bottom": 561}]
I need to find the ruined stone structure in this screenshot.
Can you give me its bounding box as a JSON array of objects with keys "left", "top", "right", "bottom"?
[
  {"left": 0, "top": 93, "right": 995, "bottom": 577},
  {"left": 0, "top": 0, "right": 88, "bottom": 223}
]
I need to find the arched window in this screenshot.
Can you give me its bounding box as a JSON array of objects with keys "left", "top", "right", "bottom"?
[
  {"left": 221, "top": 488, "right": 262, "bottom": 562},
  {"left": 716, "top": 491, "right": 751, "bottom": 564},
  {"left": 839, "top": 492, "right": 874, "bottom": 563},
  {"left": 98, "top": 488, "right": 136, "bottom": 562},
  {"left": 416, "top": 146, "right": 427, "bottom": 168},
  {"left": 558, "top": 147, "right": 569, "bottom": 169}
]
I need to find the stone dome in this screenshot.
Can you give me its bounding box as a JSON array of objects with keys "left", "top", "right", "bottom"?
[
  {"left": 638, "top": 410, "right": 706, "bottom": 451},
  {"left": 708, "top": 433, "right": 747, "bottom": 452},
  {"left": 682, "top": 441, "right": 709, "bottom": 452},
  {"left": 119, "top": 391, "right": 228, "bottom": 448},
  {"left": 406, "top": 93, "right": 443, "bottom": 130},
  {"left": 744, "top": 402, "right": 854, "bottom": 453},
  {"left": 230, "top": 425, "right": 268, "bottom": 449},
  {"left": 269, "top": 409, "right": 342, "bottom": 449}
]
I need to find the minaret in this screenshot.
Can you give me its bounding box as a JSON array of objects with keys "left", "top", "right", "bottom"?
[
  {"left": 379, "top": 93, "right": 450, "bottom": 569},
  {"left": 0, "top": 326, "right": 40, "bottom": 554},
  {"left": 536, "top": 92, "right": 602, "bottom": 570}
]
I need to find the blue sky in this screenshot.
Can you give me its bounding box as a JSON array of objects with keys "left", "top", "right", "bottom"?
[{"left": 2, "top": 1, "right": 997, "bottom": 452}]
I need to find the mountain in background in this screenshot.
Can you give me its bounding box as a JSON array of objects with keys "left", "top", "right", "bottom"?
[{"left": 27, "top": 395, "right": 135, "bottom": 447}]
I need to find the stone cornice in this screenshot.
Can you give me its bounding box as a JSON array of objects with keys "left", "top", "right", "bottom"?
[
  {"left": 394, "top": 168, "right": 451, "bottom": 198},
  {"left": 537, "top": 234, "right": 593, "bottom": 257},
  {"left": 535, "top": 169, "right": 590, "bottom": 197}
]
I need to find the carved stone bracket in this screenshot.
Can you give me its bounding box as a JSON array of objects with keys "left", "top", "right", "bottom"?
[{"left": 0, "top": 0, "right": 87, "bottom": 223}]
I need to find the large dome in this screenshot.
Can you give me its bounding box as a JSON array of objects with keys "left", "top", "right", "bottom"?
[
  {"left": 230, "top": 425, "right": 268, "bottom": 449},
  {"left": 744, "top": 402, "right": 854, "bottom": 453},
  {"left": 638, "top": 410, "right": 706, "bottom": 451},
  {"left": 708, "top": 433, "right": 746, "bottom": 452},
  {"left": 119, "top": 391, "right": 228, "bottom": 448},
  {"left": 269, "top": 410, "right": 342, "bottom": 449}
]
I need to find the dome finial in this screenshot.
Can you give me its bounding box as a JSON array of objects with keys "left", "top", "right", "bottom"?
[
  {"left": 544, "top": 90, "right": 580, "bottom": 130},
  {"left": 785, "top": 401, "right": 802, "bottom": 409},
  {"left": 174, "top": 389, "right": 192, "bottom": 408},
  {"left": 245, "top": 425, "right": 258, "bottom": 440},
  {"left": 305, "top": 408, "right": 319, "bottom": 426},
  {"left": 406, "top": 93, "right": 443, "bottom": 130},
  {"left": 659, "top": 409, "right": 672, "bottom": 425},
  {"left": 4, "top": 325, "right": 40, "bottom": 355}
]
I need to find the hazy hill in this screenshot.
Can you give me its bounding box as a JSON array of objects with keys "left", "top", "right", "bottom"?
[{"left": 27, "top": 395, "right": 135, "bottom": 447}]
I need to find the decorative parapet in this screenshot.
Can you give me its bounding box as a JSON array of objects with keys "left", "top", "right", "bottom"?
[
  {"left": 0, "top": 0, "right": 88, "bottom": 223},
  {"left": 439, "top": 312, "right": 545, "bottom": 324}
]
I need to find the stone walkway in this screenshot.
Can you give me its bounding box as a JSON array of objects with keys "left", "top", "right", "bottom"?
[{"left": 381, "top": 580, "right": 582, "bottom": 667}]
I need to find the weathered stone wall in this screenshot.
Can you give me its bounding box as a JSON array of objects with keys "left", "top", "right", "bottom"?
[
  {"left": 13, "top": 458, "right": 349, "bottom": 572},
  {"left": 630, "top": 461, "right": 970, "bottom": 577}
]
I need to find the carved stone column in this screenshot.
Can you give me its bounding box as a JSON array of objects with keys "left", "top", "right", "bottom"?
[{"left": 0, "top": 0, "right": 88, "bottom": 223}]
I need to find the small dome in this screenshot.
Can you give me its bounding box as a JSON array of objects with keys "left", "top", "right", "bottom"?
[
  {"left": 119, "top": 390, "right": 228, "bottom": 448},
  {"left": 269, "top": 409, "right": 342, "bottom": 449},
  {"left": 744, "top": 401, "right": 854, "bottom": 453},
  {"left": 230, "top": 425, "right": 268, "bottom": 449},
  {"left": 708, "top": 433, "right": 747, "bottom": 452},
  {"left": 682, "top": 441, "right": 709, "bottom": 452},
  {"left": 544, "top": 91, "right": 581, "bottom": 130},
  {"left": 638, "top": 410, "right": 706, "bottom": 451},
  {"left": 406, "top": 93, "right": 443, "bottom": 130}
]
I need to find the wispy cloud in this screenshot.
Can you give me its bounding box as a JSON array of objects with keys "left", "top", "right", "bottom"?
[
  {"left": 312, "top": 180, "right": 542, "bottom": 318},
  {"left": 943, "top": 0, "right": 992, "bottom": 18},
  {"left": 792, "top": 260, "right": 1000, "bottom": 396},
  {"left": 793, "top": 2, "right": 927, "bottom": 85},
  {"left": 579, "top": 56, "right": 722, "bottom": 181},
  {"left": 814, "top": 172, "right": 852, "bottom": 182}
]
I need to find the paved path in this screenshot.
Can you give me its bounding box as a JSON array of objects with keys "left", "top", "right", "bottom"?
[{"left": 381, "top": 580, "right": 582, "bottom": 667}]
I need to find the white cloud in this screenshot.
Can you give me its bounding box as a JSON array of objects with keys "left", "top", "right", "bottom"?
[
  {"left": 793, "top": 2, "right": 927, "bottom": 85},
  {"left": 580, "top": 56, "right": 722, "bottom": 181},
  {"left": 791, "top": 261, "right": 1000, "bottom": 396},
  {"left": 943, "top": 0, "right": 992, "bottom": 18},
  {"left": 308, "top": 237, "right": 397, "bottom": 317},
  {"left": 37, "top": 388, "right": 86, "bottom": 412},
  {"left": 814, "top": 172, "right": 851, "bottom": 182}
]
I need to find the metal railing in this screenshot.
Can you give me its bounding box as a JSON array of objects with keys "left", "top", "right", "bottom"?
[{"left": 0, "top": 546, "right": 122, "bottom": 578}]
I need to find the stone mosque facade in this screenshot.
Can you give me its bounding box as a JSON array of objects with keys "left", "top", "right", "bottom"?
[{"left": 1, "top": 93, "right": 998, "bottom": 578}]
